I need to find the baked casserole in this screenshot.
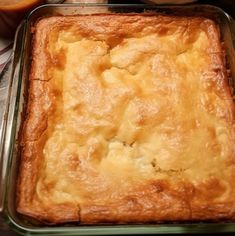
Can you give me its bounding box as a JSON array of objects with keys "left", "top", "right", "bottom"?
[{"left": 17, "top": 14, "right": 235, "bottom": 224}]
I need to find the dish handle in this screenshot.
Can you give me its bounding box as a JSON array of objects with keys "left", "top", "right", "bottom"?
[
  {"left": 0, "top": 60, "right": 12, "bottom": 212},
  {"left": 0, "top": 22, "right": 25, "bottom": 212}
]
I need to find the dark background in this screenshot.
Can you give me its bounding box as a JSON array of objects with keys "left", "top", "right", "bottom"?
[
  {"left": 110, "top": 0, "right": 235, "bottom": 18},
  {"left": 0, "top": 0, "right": 235, "bottom": 235}
]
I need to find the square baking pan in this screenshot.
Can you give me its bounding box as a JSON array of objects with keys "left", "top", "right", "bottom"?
[{"left": 0, "top": 3, "right": 235, "bottom": 235}]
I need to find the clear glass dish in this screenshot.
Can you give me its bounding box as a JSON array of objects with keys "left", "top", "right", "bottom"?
[{"left": 0, "top": 3, "right": 235, "bottom": 235}]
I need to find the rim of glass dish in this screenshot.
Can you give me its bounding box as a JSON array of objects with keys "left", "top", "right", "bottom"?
[{"left": 2, "top": 3, "right": 235, "bottom": 235}]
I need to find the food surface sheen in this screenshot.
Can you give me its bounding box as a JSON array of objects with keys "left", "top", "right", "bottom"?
[{"left": 18, "top": 14, "right": 235, "bottom": 223}]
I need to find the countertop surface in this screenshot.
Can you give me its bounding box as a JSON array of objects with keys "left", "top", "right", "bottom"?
[{"left": 0, "top": 0, "right": 235, "bottom": 235}]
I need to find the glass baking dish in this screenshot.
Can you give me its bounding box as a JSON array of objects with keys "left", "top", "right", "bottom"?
[{"left": 0, "top": 3, "right": 235, "bottom": 235}]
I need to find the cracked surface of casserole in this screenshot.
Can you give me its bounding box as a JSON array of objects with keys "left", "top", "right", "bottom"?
[{"left": 17, "top": 14, "right": 235, "bottom": 224}]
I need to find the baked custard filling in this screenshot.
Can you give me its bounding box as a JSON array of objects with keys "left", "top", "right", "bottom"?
[{"left": 17, "top": 14, "right": 235, "bottom": 223}]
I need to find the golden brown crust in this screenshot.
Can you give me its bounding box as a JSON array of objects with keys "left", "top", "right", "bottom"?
[{"left": 17, "top": 14, "right": 235, "bottom": 224}]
